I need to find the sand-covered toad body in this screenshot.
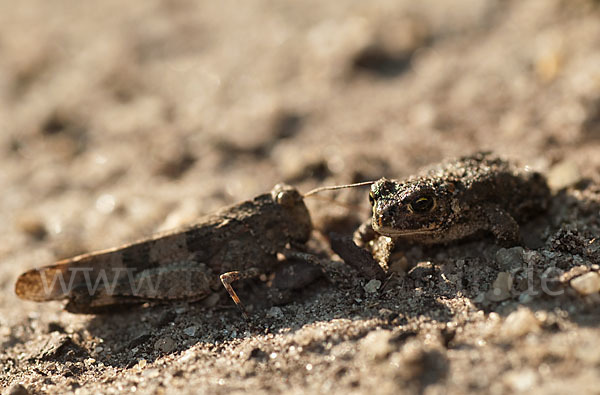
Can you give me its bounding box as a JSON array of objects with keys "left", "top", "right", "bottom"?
[{"left": 356, "top": 153, "right": 550, "bottom": 251}]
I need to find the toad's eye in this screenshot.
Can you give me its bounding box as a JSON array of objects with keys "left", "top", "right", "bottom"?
[
  {"left": 409, "top": 196, "right": 435, "bottom": 213},
  {"left": 368, "top": 192, "right": 375, "bottom": 206}
]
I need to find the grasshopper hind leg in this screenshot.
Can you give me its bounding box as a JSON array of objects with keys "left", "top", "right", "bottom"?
[{"left": 220, "top": 268, "right": 261, "bottom": 320}]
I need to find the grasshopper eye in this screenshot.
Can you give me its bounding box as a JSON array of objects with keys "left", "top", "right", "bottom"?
[
  {"left": 368, "top": 192, "right": 375, "bottom": 206},
  {"left": 276, "top": 190, "right": 296, "bottom": 208},
  {"left": 409, "top": 196, "right": 435, "bottom": 213}
]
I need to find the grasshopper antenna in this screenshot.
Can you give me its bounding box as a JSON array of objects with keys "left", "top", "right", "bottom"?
[{"left": 303, "top": 181, "right": 375, "bottom": 197}]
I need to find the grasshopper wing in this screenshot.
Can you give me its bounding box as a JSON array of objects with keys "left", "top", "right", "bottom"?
[{"left": 15, "top": 225, "right": 217, "bottom": 313}]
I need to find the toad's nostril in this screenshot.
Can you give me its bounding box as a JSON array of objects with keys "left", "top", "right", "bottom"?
[{"left": 375, "top": 203, "right": 391, "bottom": 228}]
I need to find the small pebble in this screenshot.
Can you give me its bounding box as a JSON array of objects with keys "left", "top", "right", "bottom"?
[
  {"left": 154, "top": 337, "right": 177, "bottom": 353},
  {"left": 504, "top": 369, "right": 538, "bottom": 392},
  {"left": 359, "top": 330, "right": 394, "bottom": 360},
  {"left": 547, "top": 160, "right": 580, "bottom": 191},
  {"left": 501, "top": 308, "right": 540, "bottom": 338},
  {"left": 570, "top": 272, "right": 600, "bottom": 295},
  {"left": 486, "top": 272, "right": 512, "bottom": 302},
  {"left": 266, "top": 306, "right": 283, "bottom": 319},
  {"left": 363, "top": 279, "right": 381, "bottom": 294},
  {"left": 95, "top": 194, "right": 116, "bottom": 214},
  {"left": 183, "top": 326, "right": 198, "bottom": 337},
  {"left": 560, "top": 265, "right": 590, "bottom": 283},
  {"left": 84, "top": 358, "right": 96, "bottom": 366},
  {"left": 495, "top": 247, "right": 524, "bottom": 271}
]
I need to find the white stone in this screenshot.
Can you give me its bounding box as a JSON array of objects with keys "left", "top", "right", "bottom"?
[
  {"left": 504, "top": 369, "right": 538, "bottom": 391},
  {"left": 359, "top": 330, "right": 393, "bottom": 360},
  {"left": 486, "top": 272, "right": 512, "bottom": 302},
  {"left": 183, "top": 326, "right": 197, "bottom": 337},
  {"left": 570, "top": 272, "right": 600, "bottom": 295},
  {"left": 501, "top": 308, "right": 540, "bottom": 338},
  {"left": 363, "top": 279, "right": 381, "bottom": 293},
  {"left": 547, "top": 160, "right": 580, "bottom": 191}
]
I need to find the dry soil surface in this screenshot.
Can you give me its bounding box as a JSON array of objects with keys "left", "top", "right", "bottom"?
[{"left": 1, "top": 0, "right": 600, "bottom": 394}]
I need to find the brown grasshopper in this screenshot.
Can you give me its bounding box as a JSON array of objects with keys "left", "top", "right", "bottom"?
[{"left": 15, "top": 182, "right": 374, "bottom": 318}]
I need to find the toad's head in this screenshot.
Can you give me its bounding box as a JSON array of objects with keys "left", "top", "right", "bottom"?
[{"left": 369, "top": 177, "right": 457, "bottom": 238}]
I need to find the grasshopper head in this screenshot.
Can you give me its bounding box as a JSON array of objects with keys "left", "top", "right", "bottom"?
[{"left": 271, "top": 184, "right": 312, "bottom": 243}]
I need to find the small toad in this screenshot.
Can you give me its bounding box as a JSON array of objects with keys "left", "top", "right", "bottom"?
[{"left": 353, "top": 152, "right": 550, "bottom": 265}]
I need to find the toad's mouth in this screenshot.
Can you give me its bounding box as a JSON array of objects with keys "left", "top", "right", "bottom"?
[{"left": 372, "top": 224, "right": 440, "bottom": 237}]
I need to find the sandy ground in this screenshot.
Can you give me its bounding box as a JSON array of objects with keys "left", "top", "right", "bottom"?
[{"left": 1, "top": 0, "right": 600, "bottom": 393}]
